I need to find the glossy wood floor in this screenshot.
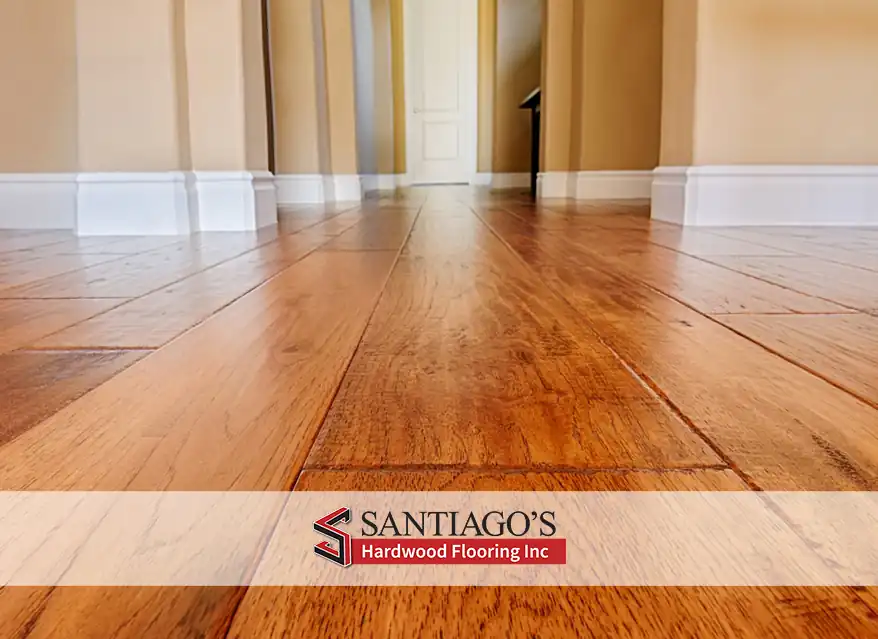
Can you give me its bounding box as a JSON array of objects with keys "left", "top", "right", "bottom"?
[{"left": 2, "top": 187, "right": 878, "bottom": 637}]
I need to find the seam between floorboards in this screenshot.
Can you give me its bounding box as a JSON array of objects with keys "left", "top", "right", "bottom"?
[
  {"left": 473, "top": 204, "right": 765, "bottom": 493},
  {"left": 219, "top": 202, "right": 427, "bottom": 639}
]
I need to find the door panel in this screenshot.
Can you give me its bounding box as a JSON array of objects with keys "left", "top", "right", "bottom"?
[{"left": 407, "top": 0, "right": 474, "bottom": 185}]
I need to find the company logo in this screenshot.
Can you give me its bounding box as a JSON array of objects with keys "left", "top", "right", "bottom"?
[
  {"left": 313, "top": 508, "right": 566, "bottom": 568},
  {"left": 313, "top": 507, "right": 353, "bottom": 568}
]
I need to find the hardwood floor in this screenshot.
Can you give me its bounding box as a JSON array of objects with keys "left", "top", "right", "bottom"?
[{"left": 2, "top": 191, "right": 878, "bottom": 637}]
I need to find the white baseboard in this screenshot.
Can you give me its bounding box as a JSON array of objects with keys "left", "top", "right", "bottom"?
[
  {"left": 76, "top": 172, "right": 195, "bottom": 235},
  {"left": 191, "top": 171, "right": 277, "bottom": 231},
  {"left": 324, "top": 174, "right": 363, "bottom": 202},
  {"left": 275, "top": 174, "right": 325, "bottom": 205},
  {"left": 652, "top": 165, "right": 878, "bottom": 226},
  {"left": 362, "top": 174, "right": 408, "bottom": 193},
  {"left": 473, "top": 173, "right": 531, "bottom": 189},
  {"left": 275, "top": 174, "right": 366, "bottom": 204},
  {"left": 537, "top": 172, "right": 574, "bottom": 199},
  {"left": 572, "top": 170, "right": 653, "bottom": 200},
  {"left": 0, "top": 173, "right": 77, "bottom": 229}
]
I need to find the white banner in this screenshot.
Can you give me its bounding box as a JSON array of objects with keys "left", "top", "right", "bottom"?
[{"left": 0, "top": 492, "right": 876, "bottom": 586}]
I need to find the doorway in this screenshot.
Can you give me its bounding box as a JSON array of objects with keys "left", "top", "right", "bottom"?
[{"left": 404, "top": 0, "right": 478, "bottom": 185}]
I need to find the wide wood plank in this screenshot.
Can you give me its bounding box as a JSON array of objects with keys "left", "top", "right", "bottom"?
[
  {"left": 0, "top": 253, "right": 126, "bottom": 291},
  {"left": 0, "top": 298, "right": 121, "bottom": 354},
  {"left": 704, "top": 255, "right": 878, "bottom": 312},
  {"left": 33, "top": 235, "right": 327, "bottom": 349},
  {"left": 0, "top": 231, "right": 70, "bottom": 253},
  {"left": 716, "top": 313, "right": 878, "bottom": 407},
  {"left": 572, "top": 242, "right": 847, "bottom": 315},
  {"left": 0, "top": 350, "right": 147, "bottom": 446},
  {"left": 227, "top": 470, "right": 877, "bottom": 639},
  {"left": 308, "top": 216, "right": 720, "bottom": 470},
  {"left": 0, "top": 241, "right": 260, "bottom": 299},
  {"left": 480, "top": 211, "right": 878, "bottom": 490}
]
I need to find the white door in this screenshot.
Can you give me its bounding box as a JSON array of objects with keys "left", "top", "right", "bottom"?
[{"left": 405, "top": 0, "right": 477, "bottom": 185}]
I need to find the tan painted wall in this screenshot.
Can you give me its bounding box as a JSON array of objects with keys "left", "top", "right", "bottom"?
[
  {"left": 541, "top": 0, "right": 663, "bottom": 173},
  {"left": 0, "top": 0, "right": 78, "bottom": 173},
  {"left": 693, "top": 0, "right": 878, "bottom": 165},
  {"left": 371, "top": 0, "right": 396, "bottom": 175},
  {"left": 493, "top": 0, "right": 542, "bottom": 173},
  {"left": 76, "top": 0, "right": 186, "bottom": 172},
  {"left": 579, "top": 0, "right": 663, "bottom": 171},
  {"left": 659, "top": 0, "right": 697, "bottom": 166},
  {"left": 390, "top": 0, "right": 407, "bottom": 174},
  {"left": 477, "top": 0, "right": 497, "bottom": 173},
  {"left": 271, "top": 0, "right": 321, "bottom": 174},
  {"left": 185, "top": 0, "right": 247, "bottom": 170},
  {"left": 540, "top": 0, "right": 575, "bottom": 172},
  {"left": 242, "top": 0, "right": 269, "bottom": 170},
  {"left": 321, "top": 0, "right": 359, "bottom": 175}
]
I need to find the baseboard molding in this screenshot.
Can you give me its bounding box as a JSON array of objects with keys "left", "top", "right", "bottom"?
[
  {"left": 473, "top": 173, "right": 531, "bottom": 190},
  {"left": 652, "top": 165, "right": 878, "bottom": 226},
  {"left": 361, "top": 174, "right": 408, "bottom": 193},
  {"left": 536, "top": 172, "right": 574, "bottom": 199},
  {"left": 76, "top": 172, "right": 195, "bottom": 235},
  {"left": 0, "top": 173, "right": 77, "bottom": 229},
  {"left": 191, "top": 171, "right": 277, "bottom": 231},
  {"left": 572, "top": 171, "right": 653, "bottom": 200},
  {"left": 276, "top": 174, "right": 367, "bottom": 204}
]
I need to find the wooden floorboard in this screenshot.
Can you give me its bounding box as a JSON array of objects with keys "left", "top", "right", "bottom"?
[
  {"left": 0, "top": 349, "right": 148, "bottom": 446},
  {"left": 32, "top": 232, "right": 332, "bottom": 349},
  {"left": 306, "top": 214, "right": 719, "bottom": 470},
  {"left": 227, "top": 470, "right": 877, "bottom": 639},
  {"left": 0, "top": 298, "right": 121, "bottom": 354},
  {"left": 716, "top": 313, "right": 878, "bottom": 408},
  {"left": 3, "top": 193, "right": 878, "bottom": 636},
  {"left": 478, "top": 209, "right": 878, "bottom": 490},
  {"left": 703, "top": 255, "right": 878, "bottom": 312}
]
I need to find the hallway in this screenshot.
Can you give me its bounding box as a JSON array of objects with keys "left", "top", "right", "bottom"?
[{"left": 2, "top": 188, "right": 878, "bottom": 636}]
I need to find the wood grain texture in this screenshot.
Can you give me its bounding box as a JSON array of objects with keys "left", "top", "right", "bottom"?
[
  {"left": 33, "top": 235, "right": 329, "bottom": 349},
  {"left": 481, "top": 211, "right": 878, "bottom": 490},
  {"left": 0, "top": 242, "right": 259, "bottom": 299},
  {"left": 0, "top": 350, "right": 148, "bottom": 446},
  {"left": 0, "top": 253, "right": 126, "bottom": 291},
  {"left": 0, "top": 298, "right": 121, "bottom": 354},
  {"left": 0, "top": 250, "right": 398, "bottom": 491},
  {"left": 717, "top": 313, "right": 878, "bottom": 407},
  {"left": 573, "top": 243, "right": 848, "bottom": 315},
  {"left": 228, "top": 470, "right": 878, "bottom": 639},
  {"left": 704, "top": 256, "right": 878, "bottom": 312},
  {"left": 307, "top": 216, "right": 719, "bottom": 470}
]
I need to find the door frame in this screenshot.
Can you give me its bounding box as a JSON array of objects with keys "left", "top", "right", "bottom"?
[{"left": 403, "top": 0, "right": 479, "bottom": 186}]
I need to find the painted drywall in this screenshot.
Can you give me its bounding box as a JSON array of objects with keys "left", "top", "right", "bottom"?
[
  {"left": 0, "top": 0, "right": 78, "bottom": 173},
  {"left": 242, "top": 0, "right": 270, "bottom": 170},
  {"left": 321, "top": 0, "right": 360, "bottom": 175},
  {"left": 693, "top": 0, "right": 878, "bottom": 165},
  {"left": 541, "top": 0, "right": 662, "bottom": 173},
  {"left": 477, "top": 0, "right": 497, "bottom": 173},
  {"left": 492, "top": 0, "right": 543, "bottom": 173},
  {"left": 270, "top": 0, "right": 322, "bottom": 174},
  {"left": 76, "top": 0, "right": 185, "bottom": 172},
  {"left": 659, "top": 0, "right": 697, "bottom": 166},
  {"left": 579, "top": 0, "right": 663, "bottom": 171}
]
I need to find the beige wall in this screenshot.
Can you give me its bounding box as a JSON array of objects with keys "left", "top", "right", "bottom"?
[
  {"left": 76, "top": 0, "right": 186, "bottom": 172},
  {"left": 579, "top": 0, "right": 663, "bottom": 170},
  {"left": 493, "top": 0, "right": 542, "bottom": 173},
  {"left": 0, "top": 0, "right": 78, "bottom": 173},
  {"left": 321, "top": 0, "right": 359, "bottom": 175},
  {"left": 659, "top": 0, "right": 697, "bottom": 166},
  {"left": 271, "top": 0, "right": 321, "bottom": 174},
  {"left": 542, "top": 0, "right": 663, "bottom": 173},
  {"left": 694, "top": 0, "right": 878, "bottom": 165}
]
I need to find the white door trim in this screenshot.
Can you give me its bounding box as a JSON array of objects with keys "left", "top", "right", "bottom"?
[{"left": 403, "top": 0, "right": 479, "bottom": 186}]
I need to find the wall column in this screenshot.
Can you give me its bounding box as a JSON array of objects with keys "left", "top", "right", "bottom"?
[
  {"left": 183, "top": 0, "right": 277, "bottom": 231},
  {"left": 654, "top": 0, "right": 878, "bottom": 226},
  {"left": 74, "top": 0, "right": 196, "bottom": 234}
]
